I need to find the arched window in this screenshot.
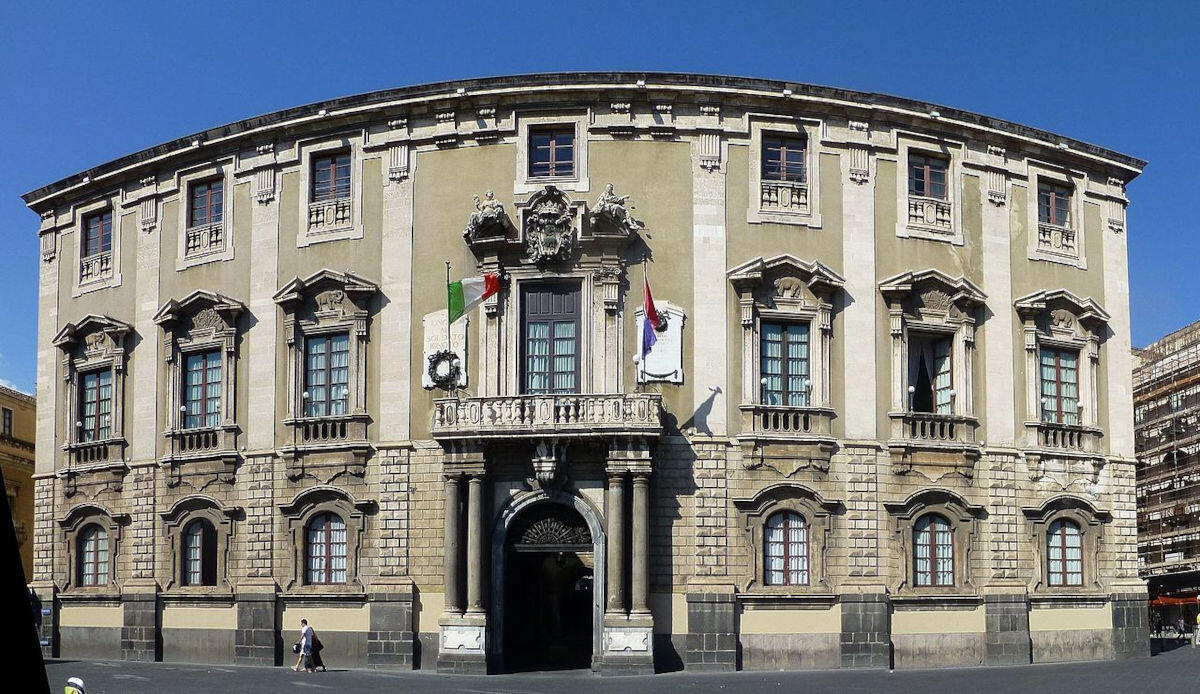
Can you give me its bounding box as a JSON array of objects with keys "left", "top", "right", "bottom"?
[
  {"left": 913, "top": 514, "right": 954, "bottom": 587},
  {"left": 305, "top": 512, "right": 347, "bottom": 584},
  {"left": 78, "top": 524, "right": 109, "bottom": 587},
  {"left": 1047, "top": 519, "right": 1083, "bottom": 587},
  {"left": 763, "top": 511, "right": 809, "bottom": 586},
  {"left": 181, "top": 518, "right": 218, "bottom": 587}
]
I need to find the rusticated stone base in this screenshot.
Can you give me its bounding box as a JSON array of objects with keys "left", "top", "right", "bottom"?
[
  {"left": 984, "top": 594, "right": 1032, "bottom": 666},
  {"left": 367, "top": 586, "right": 415, "bottom": 669},
  {"left": 839, "top": 593, "right": 890, "bottom": 669},
  {"left": 1111, "top": 592, "right": 1150, "bottom": 660},
  {"left": 234, "top": 593, "right": 276, "bottom": 665},
  {"left": 121, "top": 593, "right": 158, "bottom": 662},
  {"left": 684, "top": 589, "right": 737, "bottom": 672}
]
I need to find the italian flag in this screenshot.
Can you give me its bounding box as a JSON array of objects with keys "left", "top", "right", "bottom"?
[{"left": 447, "top": 274, "right": 500, "bottom": 324}]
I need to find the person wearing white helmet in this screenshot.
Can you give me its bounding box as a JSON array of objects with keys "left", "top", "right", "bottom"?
[{"left": 64, "top": 677, "right": 85, "bottom": 694}]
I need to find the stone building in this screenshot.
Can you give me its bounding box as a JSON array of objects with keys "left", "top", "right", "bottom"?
[
  {"left": 0, "top": 384, "right": 35, "bottom": 578},
  {"left": 21, "top": 73, "right": 1147, "bottom": 673},
  {"left": 1134, "top": 320, "right": 1200, "bottom": 612}
]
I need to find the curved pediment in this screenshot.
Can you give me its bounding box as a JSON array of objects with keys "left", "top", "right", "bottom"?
[{"left": 884, "top": 487, "right": 985, "bottom": 521}]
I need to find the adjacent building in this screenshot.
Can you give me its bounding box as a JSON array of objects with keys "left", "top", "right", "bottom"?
[
  {"left": 0, "top": 384, "right": 35, "bottom": 578},
  {"left": 1134, "top": 320, "right": 1200, "bottom": 618},
  {"left": 21, "top": 72, "right": 1147, "bottom": 673}
]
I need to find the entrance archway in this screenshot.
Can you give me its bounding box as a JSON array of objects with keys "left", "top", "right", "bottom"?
[{"left": 490, "top": 492, "right": 605, "bottom": 672}]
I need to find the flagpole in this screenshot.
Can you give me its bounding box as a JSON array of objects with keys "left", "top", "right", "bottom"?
[{"left": 445, "top": 260, "right": 452, "bottom": 362}]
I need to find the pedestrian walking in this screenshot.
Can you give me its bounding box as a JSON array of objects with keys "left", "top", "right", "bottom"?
[
  {"left": 1176, "top": 616, "right": 1186, "bottom": 641},
  {"left": 293, "top": 618, "right": 315, "bottom": 672},
  {"left": 311, "top": 626, "right": 327, "bottom": 671}
]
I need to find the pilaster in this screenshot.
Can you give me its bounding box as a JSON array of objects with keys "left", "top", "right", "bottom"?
[
  {"left": 841, "top": 137, "right": 877, "bottom": 439},
  {"left": 246, "top": 162, "right": 279, "bottom": 452},
  {"left": 378, "top": 149, "right": 414, "bottom": 442},
  {"left": 131, "top": 205, "right": 160, "bottom": 463},
  {"left": 691, "top": 138, "right": 727, "bottom": 435}
]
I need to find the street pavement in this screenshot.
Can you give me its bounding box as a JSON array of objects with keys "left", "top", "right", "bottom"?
[{"left": 43, "top": 644, "right": 1200, "bottom": 694}]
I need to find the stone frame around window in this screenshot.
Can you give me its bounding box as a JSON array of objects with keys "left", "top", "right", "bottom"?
[
  {"left": 58, "top": 502, "right": 127, "bottom": 594},
  {"left": 174, "top": 159, "right": 236, "bottom": 270},
  {"left": 514, "top": 112, "right": 590, "bottom": 195},
  {"left": 278, "top": 486, "right": 373, "bottom": 594},
  {"left": 52, "top": 315, "right": 132, "bottom": 472},
  {"left": 160, "top": 495, "right": 238, "bottom": 593},
  {"left": 885, "top": 489, "right": 984, "bottom": 596},
  {"left": 732, "top": 483, "right": 840, "bottom": 595},
  {"left": 1022, "top": 495, "right": 1110, "bottom": 595},
  {"left": 1025, "top": 162, "right": 1088, "bottom": 269},
  {"left": 293, "top": 133, "right": 366, "bottom": 248},
  {"left": 70, "top": 195, "right": 124, "bottom": 297},
  {"left": 893, "top": 133, "right": 966, "bottom": 246},
  {"left": 746, "top": 116, "right": 823, "bottom": 228}
]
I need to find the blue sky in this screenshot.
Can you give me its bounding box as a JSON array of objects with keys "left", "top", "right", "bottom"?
[{"left": 1, "top": 1, "right": 1196, "bottom": 393}]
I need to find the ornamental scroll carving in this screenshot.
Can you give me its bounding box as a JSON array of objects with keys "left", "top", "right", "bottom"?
[{"left": 519, "top": 517, "right": 592, "bottom": 546}]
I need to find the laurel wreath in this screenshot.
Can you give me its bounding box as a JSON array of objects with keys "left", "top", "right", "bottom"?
[{"left": 427, "top": 350, "right": 461, "bottom": 390}]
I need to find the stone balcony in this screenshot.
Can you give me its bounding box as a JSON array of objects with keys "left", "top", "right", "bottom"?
[
  {"left": 79, "top": 250, "right": 112, "bottom": 283},
  {"left": 887, "top": 411, "right": 981, "bottom": 478},
  {"left": 308, "top": 196, "right": 352, "bottom": 234},
  {"left": 430, "top": 393, "right": 663, "bottom": 441},
  {"left": 1037, "top": 222, "right": 1077, "bottom": 256},
  {"left": 737, "top": 404, "right": 837, "bottom": 475},
  {"left": 759, "top": 179, "right": 809, "bottom": 214},
  {"left": 162, "top": 425, "right": 240, "bottom": 486},
  {"left": 60, "top": 437, "right": 129, "bottom": 495},
  {"left": 184, "top": 222, "right": 225, "bottom": 257},
  {"left": 907, "top": 195, "right": 952, "bottom": 233},
  {"left": 281, "top": 413, "right": 372, "bottom": 480}
]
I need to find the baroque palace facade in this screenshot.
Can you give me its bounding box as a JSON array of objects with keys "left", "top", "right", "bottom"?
[{"left": 22, "top": 73, "right": 1147, "bottom": 674}]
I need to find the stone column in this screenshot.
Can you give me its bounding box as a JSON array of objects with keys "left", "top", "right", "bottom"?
[
  {"left": 606, "top": 471, "right": 627, "bottom": 615},
  {"left": 630, "top": 472, "right": 650, "bottom": 615},
  {"left": 442, "top": 474, "right": 463, "bottom": 614},
  {"left": 465, "top": 474, "right": 485, "bottom": 614}
]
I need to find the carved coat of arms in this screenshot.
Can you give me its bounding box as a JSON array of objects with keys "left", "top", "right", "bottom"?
[{"left": 524, "top": 187, "right": 575, "bottom": 264}]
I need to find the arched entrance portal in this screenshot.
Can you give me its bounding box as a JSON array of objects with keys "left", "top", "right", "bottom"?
[{"left": 495, "top": 498, "right": 601, "bottom": 671}]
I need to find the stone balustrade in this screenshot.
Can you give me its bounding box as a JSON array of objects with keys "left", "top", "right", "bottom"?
[
  {"left": 889, "top": 411, "right": 978, "bottom": 447},
  {"left": 65, "top": 437, "right": 123, "bottom": 466},
  {"left": 1033, "top": 421, "right": 1102, "bottom": 453},
  {"left": 739, "top": 404, "right": 834, "bottom": 438},
  {"left": 79, "top": 250, "right": 112, "bottom": 282},
  {"left": 431, "top": 393, "right": 663, "bottom": 440},
  {"left": 308, "top": 196, "right": 352, "bottom": 233},
  {"left": 1037, "top": 222, "right": 1077, "bottom": 255},
  {"left": 184, "top": 222, "right": 225, "bottom": 257},
  {"left": 760, "top": 180, "right": 809, "bottom": 214},
  {"left": 907, "top": 195, "right": 952, "bottom": 231}
]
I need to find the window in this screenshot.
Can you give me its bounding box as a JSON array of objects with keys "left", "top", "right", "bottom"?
[
  {"left": 305, "top": 512, "right": 347, "bottom": 584},
  {"left": 183, "top": 350, "right": 222, "bottom": 429},
  {"left": 305, "top": 333, "right": 350, "bottom": 417},
  {"left": 188, "top": 179, "right": 223, "bottom": 228},
  {"left": 79, "top": 369, "right": 113, "bottom": 442},
  {"left": 908, "top": 154, "right": 948, "bottom": 200},
  {"left": 763, "top": 511, "right": 809, "bottom": 586},
  {"left": 913, "top": 513, "right": 954, "bottom": 587},
  {"left": 82, "top": 210, "right": 113, "bottom": 258},
  {"left": 78, "top": 524, "right": 108, "bottom": 587},
  {"left": 909, "top": 334, "right": 953, "bottom": 414},
  {"left": 181, "top": 518, "right": 218, "bottom": 587},
  {"left": 762, "top": 135, "right": 807, "bottom": 183},
  {"left": 522, "top": 284, "right": 580, "bottom": 394},
  {"left": 1040, "top": 348, "right": 1080, "bottom": 425},
  {"left": 1, "top": 407, "right": 11, "bottom": 437},
  {"left": 1038, "top": 181, "right": 1072, "bottom": 227},
  {"left": 1047, "top": 518, "right": 1083, "bottom": 587},
  {"left": 311, "top": 152, "right": 351, "bottom": 202},
  {"left": 529, "top": 127, "right": 575, "bottom": 178},
  {"left": 760, "top": 322, "right": 810, "bottom": 406}
]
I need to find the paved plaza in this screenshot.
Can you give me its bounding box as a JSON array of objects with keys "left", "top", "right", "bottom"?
[{"left": 42, "top": 643, "right": 1200, "bottom": 694}]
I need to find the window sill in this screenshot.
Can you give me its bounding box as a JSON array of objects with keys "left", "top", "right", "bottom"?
[
  {"left": 1029, "top": 592, "right": 1110, "bottom": 609},
  {"left": 160, "top": 588, "right": 235, "bottom": 604},
  {"left": 890, "top": 592, "right": 982, "bottom": 609},
  {"left": 58, "top": 589, "right": 122, "bottom": 604},
  {"left": 281, "top": 586, "right": 367, "bottom": 602},
  {"left": 737, "top": 591, "right": 837, "bottom": 610}
]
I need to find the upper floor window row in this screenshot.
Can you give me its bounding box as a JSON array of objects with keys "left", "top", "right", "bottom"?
[
  {"left": 762, "top": 135, "right": 807, "bottom": 183},
  {"left": 82, "top": 210, "right": 113, "bottom": 258},
  {"left": 529, "top": 127, "right": 575, "bottom": 179}
]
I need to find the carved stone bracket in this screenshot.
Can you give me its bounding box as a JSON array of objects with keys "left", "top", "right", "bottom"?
[{"left": 529, "top": 438, "right": 567, "bottom": 491}]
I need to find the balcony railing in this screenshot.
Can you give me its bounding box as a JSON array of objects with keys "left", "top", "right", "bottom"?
[
  {"left": 760, "top": 180, "right": 809, "bottom": 214},
  {"left": 308, "top": 196, "right": 352, "bottom": 234},
  {"left": 1032, "top": 421, "right": 1102, "bottom": 454},
  {"left": 739, "top": 404, "right": 834, "bottom": 438},
  {"left": 889, "top": 411, "right": 978, "bottom": 447},
  {"left": 286, "top": 414, "right": 369, "bottom": 447},
  {"left": 1037, "top": 222, "right": 1077, "bottom": 256},
  {"left": 184, "top": 222, "right": 225, "bottom": 258},
  {"left": 431, "top": 393, "right": 663, "bottom": 440},
  {"left": 79, "top": 251, "right": 113, "bottom": 283},
  {"left": 64, "top": 437, "right": 124, "bottom": 466},
  {"left": 907, "top": 195, "right": 952, "bottom": 232},
  {"left": 164, "top": 425, "right": 239, "bottom": 459}
]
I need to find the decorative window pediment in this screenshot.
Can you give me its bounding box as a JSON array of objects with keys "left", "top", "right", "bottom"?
[
  {"left": 884, "top": 488, "right": 984, "bottom": 595},
  {"left": 879, "top": 270, "right": 985, "bottom": 473},
  {"left": 1022, "top": 495, "right": 1110, "bottom": 594},
  {"left": 160, "top": 495, "right": 240, "bottom": 592},
  {"left": 1014, "top": 289, "right": 1108, "bottom": 464},
  {"left": 58, "top": 502, "right": 128, "bottom": 593},
  {"left": 278, "top": 486, "right": 374, "bottom": 593},
  {"left": 53, "top": 315, "right": 132, "bottom": 474},
  {"left": 274, "top": 270, "right": 377, "bottom": 478},
  {"left": 728, "top": 255, "right": 843, "bottom": 466},
  {"left": 733, "top": 483, "right": 842, "bottom": 594}
]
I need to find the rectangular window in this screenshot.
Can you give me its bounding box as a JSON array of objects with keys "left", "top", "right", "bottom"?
[
  {"left": 529, "top": 127, "right": 575, "bottom": 178},
  {"left": 908, "top": 154, "right": 949, "bottom": 200},
  {"left": 522, "top": 284, "right": 580, "bottom": 394},
  {"left": 183, "top": 350, "right": 222, "bottom": 429},
  {"left": 82, "top": 211, "right": 113, "bottom": 257},
  {"left": 909, "top": 334, "right": 953, "bottom": 414},
  {"left": 1, "top": 407, "right": 10, "bottom": 437},
  {"left": 1038, "top": 181, "right": 1072, "bottom": 227},
  {"left": 79, "top": 369, "right": 113, "bottom": 442},
  {"left": 305, "top": 333, "right": 350, "bottom": 416},
  {"left": 311, "top": 152, "right": 351, "bottom": 202},
  {"left": 1041, "top": 347, "right": 1080, "bottom": 425},
  {"left": 188, "top": 179, "right": 223, "bottom": 228},
  {"left": 762, "top": 136, "right": 807, "bottom": 182},
  {"left": 760, "top": 322, "right": 811, "bottom": 406}
]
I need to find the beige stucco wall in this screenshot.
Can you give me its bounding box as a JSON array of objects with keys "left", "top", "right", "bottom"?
[
  {"left": 280, "top": 603, "right": 370, "bottom": 632},
  {"left": 1029, "top": 605, "right": 1112, "bottom": 632},
  {"left": 892, "top": 605, "right": 984, "bottom": 634},
  {"left": 739, "top": 605, "right": 841, "bottom": 634},
  {"left": 60, "top": 604, "right": 123, "bottom": 627},
  {"left": 161, "top": 604, "right": 237, "bottom": 630}
]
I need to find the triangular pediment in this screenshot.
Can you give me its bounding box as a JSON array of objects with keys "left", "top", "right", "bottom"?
[
  {"left": 1014, "top": 289, "right": 1109, "bottom": 327},
  {"left": 52, "top": 314, "right": 132, "bottom": 349},
  {"left": 878, "top": 269, "right": 985, "bottom": 306},
  {"left": 273, "top": 269, "right": 379, "bottom": 308},
  {"left": 727, "top": 254, "right": 845, "bottom": 295}
]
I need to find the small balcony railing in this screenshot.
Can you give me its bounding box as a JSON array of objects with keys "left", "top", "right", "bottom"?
[
  {"left": 760, "top": 180, "right": 809, "bottom": 214},
  {"left": 79, "top": 251, "right": 113, "bottom": 282},
  {"left": 65, "top": 437, "right": 124, "bottom": 466},
  {"left": 889, "top": 411, "right": 978, "bottom": 447},
  {"left": 431, "top": 393, "right": 663, "bottom": 440},
  {"left": 739, "top": 404, "right": 834, "bottom": 438},
  {"left": 1037, "top": 222, "right": 1077, "bottom": 256},
  {"left": 907, "top": 195, "right": 952, "bottom": 232},
  {"left": 184, "top": 222, "right": 225, "bottom": 257},
  {"left": 308, "top": 196, "right": 352, "bottom": 234},
  {"left": 286, "top": 414, "right": 369, "bottom": 446},
  {"left": 1032, "top": 421, "right": 1101, "bottom": 454}
]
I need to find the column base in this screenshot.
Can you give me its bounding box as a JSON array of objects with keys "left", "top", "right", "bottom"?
[
  {"left": 839, "top": 591, "right": 890, "bottom": 669},
  {"left": 597, "top": 612, "right": 655, "bottom": 676},
  {"left": 684, "top": 583, "right": 737, "bottom": 672},
  {"left": 437, "top": 613, "right": 488, "bottom": 674},
  {"left": 367, "top": 579, "right": 415, "bottom": 670},
  {"left": 234, "top": 586, "right": 277, "bottom": 666}
]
